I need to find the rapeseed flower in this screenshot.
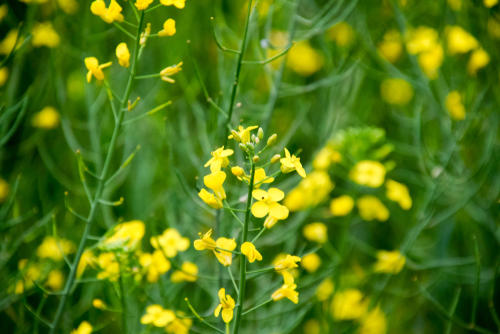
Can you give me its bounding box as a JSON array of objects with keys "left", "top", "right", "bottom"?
[
  {"left": 214, "top": 288, "right": 235, "bottom": 323},
  {"left": 96, "top": 252, "right": 119, "bottom": 281},
  {"left": 330, "top": 195, "right": 354, "bottom": 216},
  {"left": 135, "top": 0, "right": 153, "bottom": 10},
  {"left": 159, "top": 19, "right": 176, "bottom": 37},
  {"left": 378, "top": 29, "right": 402, "bottom": 63},
  {"left": 198, "top": 170, "right": 227, "bottom": 209},
  {"left": 214, "top": 237, "right": 237, "bottom": 266},
  {"left": 90, "top": 0, "right": 124, "bottom": 24},
  {"left": 303, "top": 222, "right": 328, "bottom": 243},
  {"left": 92, "top": 299, "right": 105, "bottom": 309},
  {"left": 327, "top": 22, "right": 355, "bottom": 47},
  {"left": 170, "top": 262, "right": 198, "bottom": 282},
  {"left": 312, "top": 146, "right": 341, "bottom": 170},
  {"left": 445, "top": 90, "right": 466, "bottom": 120},
  {"left": 204, "top": 146, "right": 233, "bottom": 172},
  {"left": 0, "top": 5, "right": 7, "bottom": 22},
  {"left": 241, "top": 242, "right": 262, "bottom": 263},
  {"left": 380, "top": 78, "right": 413, "bottom": 106},
  {"left": 104, "top": 220, "right": 145, "bottom": 251},
  {"left": 32, "top": 106, "right": 60, "bottom": 129},
  {"left": 316, "top": 278, "right": 334, "bottom": 301},
  {"left": 115, "top": 42, "right": 130, "bottom": 68},
  {"left": 285, "top": 171, "right": 334, "bottom": 211},
  {"left": 160, "top": 61, "right": 183, "bottom": 83},
  {"left": 85, "top": 57, "right": 112, "bottom": 83},
  {"left": 161, "top": 0, "right": 186, "bottom": 9},
  {"left": 71, "top": 321, "right": 92, "bottom": 334},
  {"left": 36, "top": 236, "right": 75, "bottom": 261},
  {"left": 359, "top": 307, "right": 387, "bottom": 334},
  {"left": 166, "top": 316, "right": 192, "bottom": 334},
  {"left": 302, "top": 253, "right": 321, "bottom": 273},
  {"left": 31, "top": 22, "right": 60, "bottom": 48},
  {"left": 350, "top": 160, "right": 386, "bottom": 188},
  {"left": 0, "top": 178, "right": 9, "bottom": 202},
  {"left": 446, "top": 26, "right": 478, "bottom": 54},
  {"left": 193, "top": 229, "right": 217, "bottom": 250},
  {"left": 251, "top": 188, "right": 289, "bottom": 229},
  {"left": 406, "top": 26, "right": 443, "bottom": 79},
  {"left": 228, "top": 125, "right": 258, "bottom": 144},
  {"left": 139, "top": 250, "right": 171, "bottom": 282},
  {"left": 357, "top": 196, "right": 389, "bottom": 222},
  {"left": 46, "top": 269, "right": 64, "bottom": 291},
  {"left": 0, "top": 67, "right": 8, "bottom": 87},
  {"left": 57, "top": 0, "right": 78, "bottom": 14},
  {"left": 280, "top": 148, "right": 306, "bottom": 177},
  {"left": 150, "top": 228, "right": 190, "bottom": 257},
  {"left": 141, "top": 305, "right": 175, "bottom": 327},
  {"left": 484, "top": 0, "right": 499, "bottom": 7},
  {"left": 0, "top": 30, "right": 21, "bottom": 55},
  {"left": 286, "top": 41, "right": 323, "bottom": 76},
  {"left": 331, "top": 289, "right": 368, "bottom": 320},
  {"left": 386, "top": 179, "right": 412, "bottom": 210},
  {"left": 303, "top": 319, "right": 321, "bottom": 334},
  {"left": 15, "top": 260, "right": 41, "bottom": 294},
  {"left": 271, "top": 271, "right": 299, "bottom": 304},
  {"left": 274, "top": 254, "right": 301, "bottom": 272},
  {"left": 374, "top": 250, "right": 405, "bottom": 274},
  {"left": 467, "top": 48, "right": 490, "bottom": 75},
  {"left": 447, "top": 0, "right": 462, "bottom": 10}
]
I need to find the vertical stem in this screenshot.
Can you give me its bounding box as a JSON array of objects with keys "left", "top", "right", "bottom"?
[
  {"left": 48, "top": 12, "right": 145, "bottom": 334},
  {"left": 119, "top": 261, "right": 128, "bottom": 334},
  {"left": 232, "top": 162, "right": 255, "bottom": 334}
]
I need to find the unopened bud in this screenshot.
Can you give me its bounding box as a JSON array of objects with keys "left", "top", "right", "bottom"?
[
  {"left": 231, "top": 166, "right": 245, "bottom": 177},
  {"left": 257, "top": 127, "right": 264, "bottom": 140},
  {"left": 252, "top": 155, "right": 260, "bottom": 163},
  {"left": 239, "top": 143, "right": 247, "bottom": 151},
  {"left": 92, "top": 299, "right": 105, "bottom": 309},
  {"left": 267, "top": 133, "right": 277, "bottom": 146},
  {"left": 271, "top": 154, "right": 281, "bottom": 163}
]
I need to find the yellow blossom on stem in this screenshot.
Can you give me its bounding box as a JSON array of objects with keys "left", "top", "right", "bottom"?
[
  {"left": 90, "top": 0, "right": 124, "bottom": 24},
  {"left": 445, "top": 90, "right": 466, "bottom": 120},
  {"left": 316, "top": 278, "right": 334, "bottom": 301},
  {"left": 327, "top": 21, "right": 355, "bottom": 47},
  {"left": 252, "top": 167, "right": 274, "bottom": 187},
  {"left": 330, "top": 195, "right": 354, "bottom": 216},
  {"left": 198, "top": 188, "right": 222, "bottom": 209},
  {"left": 96, "top": 252, "right": 119, "bottom": 281},
  {"left": 141, "top": 305, "right": 176, "bottom": 327},
  {"left": 271, "top": 271, "right": 299, "bottom": 304},
  {"left": 302, "top": 222, "right": 327, "bottom": 244},
  {"left": 274, "top": 254, "right": 301, "bottom": 272},
  {"left": 139, "top": 250, "right": 171, "bottom": 282},
  {"left": 46, "top": 269, "right": 64, "bottom": 291},
  {"left": 331, "top": 289, "right": 368, "bottom": 320},
  {"left": 32, "top": 106, "right": 60, "bottom": 129},
  {"left": 350, "top": 160, "right": 386, "bottom": 188},
  {"left": 241, "top": 242, "right": 262, "bottom": 263},
  {"left": 312, "top": 146, "right": 341, "bottom": 170},
  {"left": 115, "top": 42, "right": 130, "bottom": 68},
  {"left": 301, "top": 253, "right": 321, "bottom": 273},
  {"left": 0, "top": 30, "right": 22, "bottom": 55},
  {"left": 193, "top": 229, "right": 217, "bottom": 251},
  {"left": 171, "top": 261, "right": 198, "bottom": 282},
  {"left": 85, "top": 57, "right": 112, "bottom": 83},
  {"left": 166, "top": 315, "right": 192, "bottom": 334},
  {"left": 386, "top": 179, "right": 412, "bottom": 210},
  {"left": 71, "top": 321, "right": 92, "bottom": 334},
  {"left": 160, "top": 61, "right": 183, "bottom": 83},
  {"left": 286, "top": 41, "right": 323, "bottom": 76},
  {"left": 357, "top": 195, "right": 389, "bottom": 222},
  {"left": 214, "top": 288, "right": 235, "bottom": 323},
  {"left": 76, "top": 250, "right": 94, "bottom": 278},
  {"left": 378, "top": 29, "right": 402, "bottom": 63},
  {"left": 204, "top": 146, "right": 234, "bottom": 172},
  {"left": 31, "top": 22, "right": 60, "bottom": 48},
  {"left": 374, "top": 250, "right": 406, "bottom": 274},
  {"left": 36, "top": 236, "right": 75, "bottom": 261},
  {"left": 135, "top": 0, "right": 153, "bottom": 10},
  {"left": 0, "top": 67, "right": 8, "bottom": 87},
  {"left": 285, "top": 171, "right": 334, "bottom": 211},
  {"left": 468, "top": 48, "right": 490, "bottom": 75},
  {"left": 380, "top": 78, "right": 414, "bottom": 106},
  {"left": 214, "top": 237, "right": 237, "bottom": 266},
  {"left": 251, "top": 188, "right": 289, "bottom": 229},
  {"left": 161, "top": 0, "right": 186, "bottom": 9},
  {"left": 150, "top": 228, "right": 190, "bottom": 257},
  {"left": 228, "top": 125, "right": 258, "bottom": 144},
  {"left": 104, "top": 220, "right": 145, "bottom": 251},
  {"left": 92, "top": 298, "right": 105, "bottom": 309},
  {"left": 446, "top": 25, "right": 478, "bottom": 55},
  {"left": 198, "top": 171, "right": 227, "bottom": 209},
  {"left": 159, "top": 19, "right": 176, "bottom": 37},
  {"left": 280, "top": 148, "right": 306, "bottom": 177}
]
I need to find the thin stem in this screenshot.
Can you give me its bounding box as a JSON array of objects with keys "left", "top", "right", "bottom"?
[
  {"left": 251, "top": 227, "right": 265, "bottom": 243},
  {"left": 242, "top": 298, "right": 272, "bottom": 316},
  {"left": 119, "top": 263, "right": 128, "bottom": 334},
  {"left": 184, "top": 298, "right": 225, "bottom": 334},
  {"left": 48, "top": 12, "right": 145, "bottom": 334},
  {"left": 232, "top": 161, "right": 255, "bottom": 334},
  {"left": 227, "top": 266, "right": 239, "bottom": 298},
  {"left": 471, "top": 235, "right": 481, "bottom": 325}
]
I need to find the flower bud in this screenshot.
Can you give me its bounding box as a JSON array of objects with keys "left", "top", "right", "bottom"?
[
  {"left": 271, "top": 154, "right": 281, "bottom": 163},
  {"left": 257, "top": 127, "right": 264, "bottom": 140},
  {"left": 267, "top": 133, "right": 277, "bottom": 146},
  {"left": 231, "top": 166, "right": 245, "bottom": 177},
  {"left": 253, "top": 155, "right": 260, "bottom": 163},
  {"left": 92, "top": 299, "right": 105, "bottom": 309}
]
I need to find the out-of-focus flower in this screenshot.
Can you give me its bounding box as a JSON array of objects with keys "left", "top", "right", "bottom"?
[
  {"left": 171, "top": 262, "right": 198, "bottom": 282},
  {"left": 46, "top": 269, "right": 64, "bottom": 291},
  {"left": 251, "top": 168, "right": 274, "bottom": 188},
  {"left": 0, "top": 67, "right": 8, "bottom": 87},
  {"left": 161, "top": 0, "right": 186, "bottom": 9},
  {"left": 96, "top": 252, "right": 119, "bottom": 281},
  {"left": 214, "top": 288, "right": 235, "bottom": 323},
  {"left": 32, "top": 22, "right": 60, "bottom": 48},
  {"left": 445, "top": 90, "right": 466, "bottom": 120},
  {"left": 350, "top": 161, "right": 386, "bottom": 188},
  {"left": 359, "top": 307, "right": 387, "bottom": 334},
  {"left": 57, "top": 0, "right": 78, "bottom": 14},
  {"left": 90, "top": 0, "right": 124, "bottom": 24},
  {"left": 204, "top": 146, "right": 233, "bottom": 172},
  {"left": 104, "top": 220, "right": 145, "bottom": 251},
  {"left": 135, "top": 0, "right": 153, "bottom": 10},
  {"left": 302, "top": 253, "right": 321, "bottom": 273},
  {"left": 406, "top": 26, "right": 443, "bottom": 79},
  {"left": 303, "top": 222, "right": 328, "bottom": 243},
  {"left": 274, "top": 254, "right": 301, "bottom": 272},
  {"left": 241, "top": 242, "right": 262, "bottom": 263},
  {"left": 166, "top": 315, "right": 192, "bottom": 334},
  {"left": 160, "top": 61, "right": 183, "bottom": 83},
  {"left": 468, "top": 48, "right": 490, "bottom": 75},
  {"left": 331, "top": 289, "right": 368, "bottom": 320},
  {"left": 266, "top": 30, "right": 289, "bottom": 70},
  {"left": 37, "top": 236, "right": 75, "bottom": 261},
  {"left": 312, "top": 146, "right": 341, "bottom": 170},
  {"left": 330, "top": 195, "right": 354, "bottom": 216},
  {"left": 71, "top": 321, "right": 92, "bottom": 334},
  {"left": 32, "top": 107, "right": 60, "bottom": 129},
  {"left": 159, "top": 19, "right": 176, "bottom": 37},
  {"left": 0, "top": 30, "right": 22, "bottom": 55},
  {"left": 285, "top": 171, "right": 334, "bottom": 211},
  {"left": 357, "top": 196, "right": 389, "bottom": 222},
  {"left": 380, "top": 78, "right": 414, "bottom": 106},
  {"left": 446, "top": 26, "right": 478, "bottom": 54},
  {"left": 85, "top": 57, "right": 112, "bottom": 83},
  {"left": 0, "top": 5, "right": 8, "bottom": 22},
  {"left": 116, "top": 42, "right": 130, "bottom": 68},
  {"left": 378, "top": 29, "right": 402, "bottom": 63},
  {"left": 139, "top": 250, "right": 171, "bottom": 282},
  {"left": 272, "top": 271, "right": 299, "bottom": 303},
  {"left": 286, "top": 41, "right": 323, "bottom": 76},
  {"left": 374, "top": 250, "right": 405, "bottom": 274},
  {"left": 484, "top": 0, "right": 498, "bottom": 8},
  {"left": 327, "top": 22, "right": 355, "bottom": 47},
  {"left": 141, "top": 305, "right": 176, "bottom": 327},
  {"left": 150, "top": 228, "right": 190, "bottom": 257},
  {"left": 251, "top": 188, "right": 289, "bottom": 229},
  {"left": 386, "top": 180, "right": 412, "bottom": 210},
  {"left": 0, "top": 178, "right": 9, "bottom": 202},
  {"left": 92, "top": 298, "right": 105, "bottom": 309},
  {"left": 77, "top": 250, "right": 94, "bottom": 278},
  {"left": 447, "top": 0, "right": 462, "bottom": 10},
  {"left": 280, "top": 148, "right": 306, "bottom": 178},
  {"left": 418, "top": 44, "right": 443, "bottom": 79},
  {"left": 316, "top": 278, "right": 334, "bottom": 301},
  {"left": 303, "top": 319, "right": 321, "bottom": 334}
]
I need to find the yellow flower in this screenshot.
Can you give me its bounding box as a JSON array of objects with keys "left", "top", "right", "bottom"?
[
  {"left": 199, "top": 170, "right": 227, "bottom": 208},
  {"left": 92, "top": 298, "right": 105, "bottom": 309},
  {"left": 71, "top": 321, "right": 92, "bottom": 334},
  {"left": 228, "top": 125, "right": 258, "bottom": 144},
  {"left": 135, "top": 0, "right": 153, "bottom": 10},
  {"left": 374, "top": 250, "right": 405, "bottom": 274},
  {"left": 194, "top": 229, "right": 217, "bottom": 251},
  {"left": 302, "top": 253, "right": 321, "bottom": 273},
  {"left": 252, "top": 168, "right": 274, "bottom": 187},
  {"left": 36, "top": 236, "right": 75, "bottom": 261},
  {"left": 104, "top": 220, "right": 145, "bottom": 251},
  {"left": 330, "top": 195, "right": 354, "bottom": 216},
  {"left": 139, "top": 250, "right": 171, "bottom": 282},
  {"left": 159, "top": 19, "right": 176, "bottom": 37},
  {"left": 166, "top": 316, "right": 192, "bottom": 334},
  {"left": 0, "top": 29, "right": 22, "bottom": 55},
  {"left": 285, "top": 171, "right": 334, "bottom": 211},
  {"left": 0, "top": 178, "right": 9, "bottom": 202},
  {"left": 331, "top": 289, "right": 368, "bottom": 320},
  {"left": 141, "top": 305, "right": 176, "bottom": 327},
  {"left": 406, "top": 26, "right": 439, "bottom": 55},
  {"left": 380, "top": 78, "right": 413, "bottom": 106},
  {"left": 160, "top": 0, "right": 186, "bottom": 9},
  {"left": 115, "top": 42, "right": 130, "bottom": 68},
  {"left": 447, "top": 0, "right": 462, "bottom": 10},
  {"left": 150, "top": 228, "right": 190, "bottom": 257},
  {"left": 231, "top": 166, "right": 245, "bottom": 177},
  {"left": 32, "top": 106, "right": 60, "bottom": 129},
  {"left": 484, "top": 0, "right": 499, "bottom": 7},
  {"left": 327, "top": 22, "right": 355, "bottom": 46},
  {"left": 274, "top": 254, "right": 301, "bottom": 272},
  {"left": 303, "top": 319, "right": 321, "bottom": 334},
  {"left": 160, "top": 61, "right": 183, "bottom": 83},
  {"left": 286, "top": 41, "right": 323, "bottom": 76},
  {"left": 280, "top": 148, "right": 306, "bottom": 178},
  {"left": 271, "top": 270, "right": 299, "bottom": 304},
  {"left": 0, "top": 67, "right": 8, "bottom": 87},
  {"left": 316, "top": 278, "right": 334, "bottom": 301},
  {"left": 0, "top": 4, "right": 7, "bottom": 22},
  {"left": 31, "top": 22, "right": 60, "bottom": 48},
  {"left": 214, "top": 288, "right": 235, "bottom": 323},
  {"left": 77, "top": 250, "right": 94, "bottom": 278},
  {"left": 15, "top": 260, "right": 42, "bottom": 294},
  {"left": 90, "top": 0, "right": 124, "bottom": 24},
  {"left": 445, "top": 90, "right": 466, "bottom": 120},
  {"left": 251, "top": 188, "right": 289, "bottom": 229},
  {"left": 204, "top": 147, "right": 234, "bottom": 172},
  {"left": 45, "top": 269, "right": 64, "bottom": 291},
  {"left": 96, "top": 252, "right": 119, "bottom": 281},
  {"left": 171, "top": 261, "right": 198, "bottom": 282},
  {"left": 378, "top": 29, "right": 402, "bottom": 63},
  {"left": 468, "top": 48, "right": 490, "bottom": 76},
  {"left": 199, "top": 188, "right": 222, "bottom": 209},
  {"left": 312, "top": 146, "right": 341, "bottom": 170},
  {"left": 57, "top": 0, "right": 78, "bottom": 14},
  {"left": 241, "top": 242, "right": 263, "bottom": 263},
  {"left": 357, "top": 196, "right": 389, "bottom": 222},
  {"left": 418, "top": 43, "right": 443, "bottom": 79},
  {"left": 85, "top": 57, "right": 112, "bottom": 83},
  {"left": 446, "top": 26, "right": 478, "bottom": 54},
  {"left": 386, "top": 180, "right": 412, "bottom": 210},
  {"left": 359, "top": 307, "right": 387, "bottom": 334},
  {"left": 302, "top": 222, "right": 327, "bottom": 243},
  {"left": 214, "top": 237, "right": 237, "bottom": 266},
  {"left": 350, "top": 161, "right": 386, "bottom": 188}
]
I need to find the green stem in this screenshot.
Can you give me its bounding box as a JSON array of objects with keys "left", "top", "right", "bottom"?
[
  {"left": 119, "top": 262, "right": 128, "bottom": 334},
  {"left": 48, "top": 12, "right": 145, "bottom": 334},
  {"left": 242, "top": 298, "right": 272, "bottom": 316},
  {"left": 232, "top": 162, "right": 255, "bottom": 334},
  {"left": 184, "top": 298, "right": 224, "bottom": 334}
]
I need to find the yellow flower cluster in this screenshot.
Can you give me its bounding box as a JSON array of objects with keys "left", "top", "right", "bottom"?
[
  {"left": 285, "top": 171, "right": 334, "bottom": 211},
  {"left": 141, "top": 304, "right": 192, "bottom": 332},
  {"left": 446, "top": 25, "right": 490, "bottom": 75},
  {"left": 406, "top": 26, "right": 443, "bottom": 79},
  {"left": 194, "top": 229, "right": 237, "bottom": 266}
]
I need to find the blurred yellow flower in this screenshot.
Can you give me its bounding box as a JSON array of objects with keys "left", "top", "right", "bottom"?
[
  {"left": 251, "top": 188, "right": 289, "bottom": 229},
  {"left": 214, "top": 288, "right": 235, "bottom": 323},
  {"left": 316, "top": 278, "right": 334, "bottom": 301},
  {"left": 71, "top": 321, "right": 92, "bottom": 334},
  {"left": 447, "top": 0, "right": 462, "bottom": 10},
  {"left": 327, "top": 22, "right": 355, "bottom": 47},
  {"left": 104, "top": 220, "right": 145, "bottom": 251},
  {"left": 90, "top": 0, "right": 124, "bottom": 24},
  {"left": 150, "top": 228, "right": 190, "bottom": 257},
  {"left": 380, "top": 78, "right": 413, "bottom": 106},
  {"left": 46, "top": 269, "right": 64, "bottom": 291},
  {"left": 331, "top": 289, "right": 368, "bottom": 320},
  {"left": 228, "top": 125, "right": 258, "bottom": 144},
  {"left": 330, "top": 195, "right": 354, "bottom": 216},
  {"left": 85, "top": 57, "right": 112, "bottom": 83},
  {"left": 205, "top": 146, "right": 233, "bottom": 172},
  {"left": 0, "top": 67, "right": 8, "bottom": 87},
  {"left": 57, "top": 0, "right": 78, "bottom": 14},
  {"left": 418, "top": 43, "right": 443, "bottom": 79},
  {"left": 159, "top": 19, "right": 176, "bottom": 37},
  {"left": 32, "top": 106, "right": 60, "bottom": 129},
  {"left": 271, "top": 270, "right": 299, "bottom": 304},
  {"left": 468, "top": 48, "right": 490, "bottom": 75},
  {"left": 446, "top": 26, "right": 478, "bottom": 54},
  {"left": 241, "top": 242, "right": 263, "bottom": 263},
  {"left": 280, "top": 148, "right": 306, "bottom": 178},
  {"left": 194, "top": 229, "right": 217, "bottom": 251},
  {"left": 285, "top": 171, "right": 334, "bottom": 211},
  {"left": 139, "top": 250, "right": 171, "bottom": 282},
  {"left": 445, "top": 90, "right": 466, "bottom": 121},
  {"left": 115, "top": 42, "right": 130, "bottom": 68},
  {"left": 231, "top": 166, "right": 245, "bottom": 178},
  {"left": 0, "top": 30, "right": 22, "bottom": 55},
  {"left": 359, "top": 307, "right": 387, "bottom": 334},
  {"left": 303, "top": 222, "right": 328, "bottom": 243},
  {"left": 303, "top": 319, "right": 321, "bottom": 334},
  {"left": 484, "top": 0, "right": 498, "bottom": 7},
  {"left": 160, "top": 61, "right": 183, "bottom": 83},
  {"left": 378, "top": 29, "right": 403, "bottom": 63},
  {"left": 0, "top": 5, "right": 7, "bottom": 22},
  {"left": 32, "top": 22, "right": 60, "bottom": 48},
  {"left": 274, "top": 254, "right": 301, "bottom": 272},
  {"left": 350, "top": 160, "right": 386, "bottom": 188},
  {"left": 135, "top": 0, "right": 153, "bottom": 10},
  {"left": 0, "top": 178, "right": 9, "bottom": 202},
  {"left": 141, "top": 305, "right": 175, "bottom": 327},
  {"left": 374, "top": 250, "right": 405, "bottom": 274},
  {"left": 312, "top": 146, "right": 341, "bottom": 170},
  {"left": 406, "top": 26, "right": 443, "bottom": 79},
  {"left": 386, "top": 179, "right": 412, "bottom": 210},
  {"left": 166, "top": 316, "right": 192, "bottom": 334},
  {"left": 96, "top": 252, "right": 119, "bottom": 281},
  {"left": 302, "top": 253, "right": 321, "bottom": 273},
  {"left": 266, "top": 30, "right": 289, "bottom": 69},
  {"left": 15, "top": 260, "right": 41, "bottom": 294},
  {"left": 171, "top": 261, "right": 198, "bottom": 282},
  {"left": 77, "top": 250, "right": 94, "bottom": 278},
  {"left": 92, "top": 298, "right": 105, "bottom": 309},
  {"left": 286, "top": 41, "right": 323, "bottom": 76},
  {"left": 161, "top": 0, "right": 186, "bottom": 9},
  {"left": 214, "top": 237, "right": 237, "bottom": 266},
  {"left": 357, "top": 196, "right": 389, "bottom": 222},
  {"left": 37, "top": 236, "right": 75, "bottom": 261}
]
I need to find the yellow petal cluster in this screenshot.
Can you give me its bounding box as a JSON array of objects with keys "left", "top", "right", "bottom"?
[
  {"left": 204, "top": 146, "right": 233, "bottom": 172},
  {"left": 150, "top": 228, "right": 190, "bottom": 257},
  {"left": 90, "top": 0, "right": 124, "bottom": 24},
  {"left": 32, "top": 22, "right": 60, "bottom": 48},
  {"left": 198, "top": 171, "right": 227, "bottom": 209},
  {"left": 214, "top": 288, "right": 235, "bottom": 323},
  {"left": 171, "top": 262, "right": 198, "bottom": 282},
  {"left": 350, "top": 160, "right": 386, "bottom": 188},
  {"left": 251, "top": 188, "right": 289, "bottom": 229},
  {"left": 445, "top": 90, "right": 466, "bottom": 121},
  {"left": 115, "top": 42, "right": 130, "bottom": 68},
  {"left": 135, "top": 0, "right": 153, "bottom": 10},
  {"left": 274, "top": 254, "right": 301, "bottom": 272},
  {"left": 85, "top": 57, "right": 112, "bottom": 83},
  {"left": 378, "top": 29, "right": 402, "bottom": 63},
  {"left": 357, "top": 196, "right": 389, "bottom": 222},
  {"left": 312, "top": 146, "right": 341, "bottom": 170},
  {"left": 71, "top": 321, "right": 92, "bottom": 334},
  {"left": 280, "top": 148, "right": 306, "bottom": 178},
  {"left": 160, "top": 61, "right": 183, "bottom": 83},
  {"left": 374, "top": 250, "right": 406, "bottom": 274},
  {"left": 139, "top": 250, "right": 171, "bottom": 282},
  {"left": 141, "top": 304, "right": 176, "bottom": 327},
  {"left": 380, "top": 78, "right": 414, "bottom": 106},
  {"left": 406, "top": 26, "right": 443, "bottom": 79},
  {"left": 241, "top": 242, "right": 262, "bottom": 263},
  {"left": 327, "top": 22, "right": 355, "bottom": 47},
  {"left": 228, "top": 125, "right": 258, "bottom": 144},
  {"left": 286, "top": 41, "right": 323, "bottom": 76},
  {"left": 284, "top": 171, "right": 334, "bottom": 211},
  {"left": 36, "top": 236, "right": 75, "bottom": 261},
  {"left": 386, "top": 179, "right": 412, "bottom": 210},
  {"left": 331, "top": 289, "right": 368, "bottom": 320},
  {"left": 301, "top": 253, "right": 321, "bottom": 273},
  {"left": 271, "top": 271, "right": 299, "bottom": 304},
  {"left": 302, "top": 222, "right": 327, "bottom": 243},
  {"left": 32, "top": 107, "right": 60, "bottom": 129},
  {"left": 159, "top": 19, "right": 176, "bottom": 37},
  {"left": 161, "top": 0, "right": 186, "bottom": 9},
  {"left": 330, "top": 195, "right": 354, "bottom": 216},
  {"left": 104, "top": 220, "right": 145, "bottom": 251}
]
